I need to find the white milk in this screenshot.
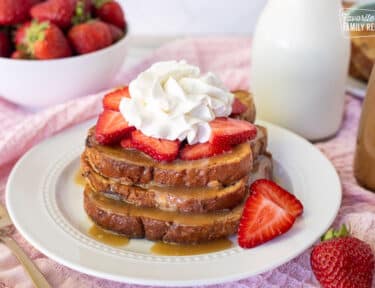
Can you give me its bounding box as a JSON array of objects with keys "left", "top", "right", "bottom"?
[{"left": 251, "top": 0, "right": 350, "bottom": 140}]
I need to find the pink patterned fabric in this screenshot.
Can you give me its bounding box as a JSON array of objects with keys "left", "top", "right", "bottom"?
[{"left": 0, "top": 38, "right": 374, "bottom": 288}]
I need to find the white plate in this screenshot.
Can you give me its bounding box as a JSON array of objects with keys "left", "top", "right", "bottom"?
[
  {"left": 347, "top": 75, "right": 367, "bottom": 98},
  {"left": 6, "top": 120, "right": 341, "bottom": 287}
]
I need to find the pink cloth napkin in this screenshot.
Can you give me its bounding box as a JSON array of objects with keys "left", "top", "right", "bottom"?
[{"left": 0, "top": 37, "right": 374, "bottom": 288}]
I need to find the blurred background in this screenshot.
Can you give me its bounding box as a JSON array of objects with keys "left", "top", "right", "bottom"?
[
  {"left": 0, "top": 0, "right": 373, "bottom": 107},
  {"left": 123, "top": 0, "right": 267, "bottom": 36},
  {"left": 122, "top": 0, "right": 375, "bottom": 36}
]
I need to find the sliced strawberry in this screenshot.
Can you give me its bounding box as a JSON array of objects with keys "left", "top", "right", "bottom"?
[
  {"left": 120, "top": 137, "right": 133, "bottom": 149},
  {"left": 210, "top": 117, "right": 257, "bottom": 148},
  {"left": 238, "top": 190, "right": 296, "bottom": 249},
  {"left": 103, "top": 86, "right": 130, "bottom": 111},
  {"left": 231, "top": 98, "right": 248, "bottom": 115},
  {"left": 250, "top": 180, "right": 304, "bottom": 217},
  {"left": 179, "top": 142, "right": 231, "bottom": 161},
  {"left": 95, "top": 110, "right": 135, "bottom": 144},
  {"left": 130, "top": 130, "right": 180, "bottom": 162}
]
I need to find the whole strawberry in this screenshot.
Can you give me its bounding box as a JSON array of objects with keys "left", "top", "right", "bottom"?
[
  {"left": 0, "top": 31, "right": 11, "bottom": 57},
  {"left": 0, "top": 0, "right": 33, "bottom": 25},
  {"left": 68, "top": 20, "right": 113, "bottom": 54},
  {"left": 31, "top": 0, "right": 91, "bottom": 29},
  {"left": 14, "top": 22, "right": 32, "bottom": 48},
  {"left": 15, "top": 21, "right": 72, "bottom": 60},
  {"left": 311, "top": 225, "right": 374, "bottom": 288},
  {"left": 93, "top": 0, "right": 126, "bottom": 30}
]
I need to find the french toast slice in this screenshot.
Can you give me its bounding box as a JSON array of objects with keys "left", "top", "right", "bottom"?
[
  {"left": 248, "top": 153, "right": 273, "bottom": 185},
  {"left": 85, "top": 130, "right": 253, "bottom": 187},
  {"left": 84, "top": 154, "right": 273, "bottom": 244},
  {"left": 251, "top": 125, "right": 267, "bottom": 159},
  {"left": 84, "top": 186, "right": 242, "bottom": 244},
  {"left": 81, "top": 156, "right": 248, "bottom": 213},
  {"left": 232, "top": 90, "right": 256, "bottom": 123},
  {"left": 83, "top": 91, "right": 260, "bottom": 187}
]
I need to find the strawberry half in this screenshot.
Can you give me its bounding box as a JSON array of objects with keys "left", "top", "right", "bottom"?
[
  {"left": 180, "top": 142, "right": 231, "bottom": 161},
  {"left": 103, "top": 86, "right": 130, "bottom": 111},
  {"left": 238, "top": 179, "right": 303, "bottom": 249},
  {"left": 95, "top": 110, "right": 135, "bottom": 145},
  {"left": 209, "top": 117, "right": 257, "bottom": 148},
  {"left": 231, "top": 98, "right": 248, "bottom": 115},
  {"left": 130, "top": 130, "right": 180, "bottom": 162},
  {"left": 251, "top": 179, "right": 304, "bottom": 217}
]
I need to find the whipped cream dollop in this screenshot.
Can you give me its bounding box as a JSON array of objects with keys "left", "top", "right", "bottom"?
[{"left": 119, "top": 60, "right": 234, "bottom": 144}]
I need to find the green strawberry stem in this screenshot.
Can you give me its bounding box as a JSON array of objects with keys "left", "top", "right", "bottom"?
[
  {"left": 321, "top": 224, "right": 349, "bottom": 241},
  {"left": 93, "top": 0, "right": 111, "bottom": 9},
  {"left": 23, "top": 20, "right": 49, "bottom": 57},
  {"left": 72, "top": 1, "right": 91, "bottom": 26}
]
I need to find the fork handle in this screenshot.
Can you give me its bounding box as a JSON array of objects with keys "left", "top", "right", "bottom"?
[{"left": 0, "top": 235, "right": 52, "bottom": 288}]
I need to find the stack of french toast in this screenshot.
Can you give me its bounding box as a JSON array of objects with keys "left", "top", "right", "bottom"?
[{"left": 81, "top": 90, "right": 273, "bottom": 244}]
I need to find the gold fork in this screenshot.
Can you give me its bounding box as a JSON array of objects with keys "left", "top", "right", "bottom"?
[{"left": 0, "top": 204, "right": 52, "bottom": 288}]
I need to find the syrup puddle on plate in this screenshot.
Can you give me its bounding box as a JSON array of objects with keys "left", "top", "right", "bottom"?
[
  {"left": 88, "top": 223, "right": 232, "bottom": 255},
  {"left": 150, "top": 239, "right": 233, "bottom": 256},
  {"left": 88, "top": 225, "right": 129, "bottom": 247},
  {"left": 74, "top": 170, "right": 86, "bottom": 187}
]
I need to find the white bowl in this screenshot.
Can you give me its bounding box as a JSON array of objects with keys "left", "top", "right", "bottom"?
[{"left": 0, "top": 35, "right": 128, "bottom": 108}]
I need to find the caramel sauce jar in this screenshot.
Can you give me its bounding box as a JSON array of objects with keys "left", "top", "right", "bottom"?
[{"left": 354, "top": 68, "right": 375, "bottom": 191}]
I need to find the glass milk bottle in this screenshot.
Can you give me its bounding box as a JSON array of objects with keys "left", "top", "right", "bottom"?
[{"left": 251, "top": 0, "right": 350, "bottom": 140}]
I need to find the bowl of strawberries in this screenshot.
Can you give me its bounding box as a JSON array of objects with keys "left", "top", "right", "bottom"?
[{"left": 0, "top": 0, "right": 128, "bottom": 108}]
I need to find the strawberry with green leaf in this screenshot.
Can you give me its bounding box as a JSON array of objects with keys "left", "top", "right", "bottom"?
[
  {"left": 30, "top": 0, "right": 91, "bottom": 29},
  {"left": 15, "top": 21, "right": 72, "bottom": 60},
  {"left": 311, "top": 225, "right": 374, "bottom": 288}
]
